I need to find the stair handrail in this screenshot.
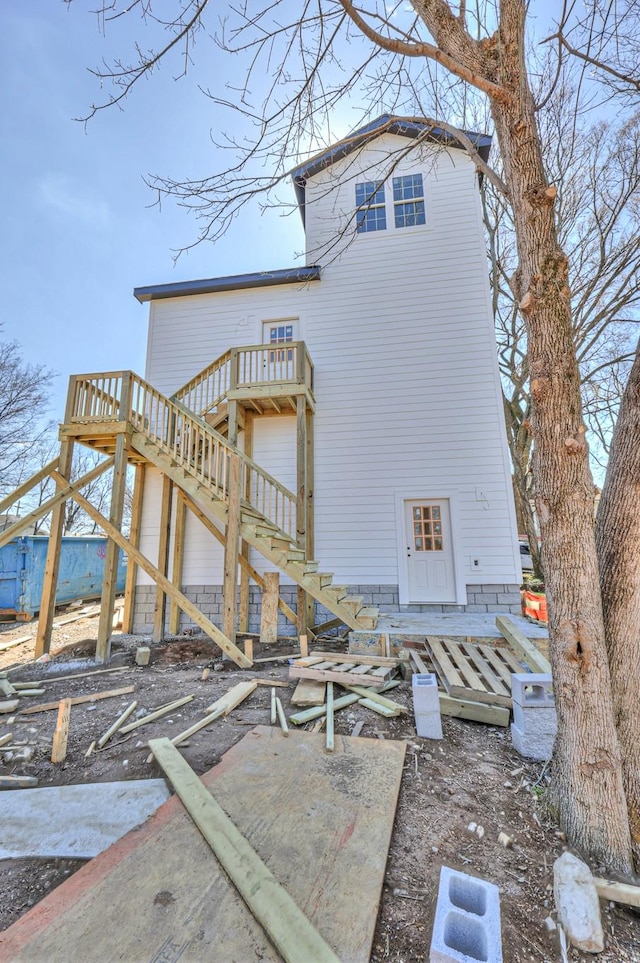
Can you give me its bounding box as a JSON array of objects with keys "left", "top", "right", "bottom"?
[
  {"left": 68, "top": 370, "right": 298, "bottom": 541},
  {"left": 171, "top": 349, "right": 233, "bottom": 417}
]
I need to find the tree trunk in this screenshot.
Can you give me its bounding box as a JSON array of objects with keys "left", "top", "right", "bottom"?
[
  {"left": 486, "top": 4, "right": 632, "bottom": 874},
  {"left": 503, "top": 396, "right": 543, "bottom": 578},
  {"left": 596, "top": 339, "right": 640, "bottom": 865}
]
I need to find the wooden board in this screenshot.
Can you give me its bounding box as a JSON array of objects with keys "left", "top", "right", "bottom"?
[
  {"left": 2, "top": 726, "right": 405, "bottom": 963},
  {"left": 291, "top": 678, "right": 327, "bottom": 706},
  {"left": 425, "top": 636, "right": 517, "bottom": 707},
  {"left": 289, "top": 656, "right": 396, "bottom": 689},
  {"left": 495, "top": 616, "right": 551, "bottom": 673}
]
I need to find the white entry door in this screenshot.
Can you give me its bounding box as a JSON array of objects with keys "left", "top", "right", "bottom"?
[{"left": 404, "top": 499, "right": 456, "bottom": 603}]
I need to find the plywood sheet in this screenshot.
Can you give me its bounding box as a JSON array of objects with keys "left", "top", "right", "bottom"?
[{"left": 1, "top": 726, "right": 405, "bottom": 963}]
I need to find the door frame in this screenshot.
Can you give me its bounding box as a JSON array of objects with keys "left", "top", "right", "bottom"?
[{"left": 394, "top": 491, "right": 466, "bottom": 605}]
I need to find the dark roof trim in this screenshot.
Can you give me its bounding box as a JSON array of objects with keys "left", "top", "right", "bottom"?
[
  {"left": 291, "top": 114, "right": 492, "bottom": 226},
  {"left": 134, "top": 265, "right": 321, "bottom": 303}
]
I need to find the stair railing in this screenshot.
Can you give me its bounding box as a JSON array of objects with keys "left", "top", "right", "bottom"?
[
  {"left": 68, "top": 371, "right": 297, "bottom": 541},
  {"left": 171, "top": 349, "right": 232, "bottom": 417}
]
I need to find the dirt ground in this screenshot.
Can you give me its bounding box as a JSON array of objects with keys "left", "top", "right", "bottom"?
[{"left": 1, "top": 610, "right": 638, "bottom": 962}]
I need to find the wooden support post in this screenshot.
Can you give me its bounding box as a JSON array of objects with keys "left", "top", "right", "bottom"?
[
  {"left": 260, "top": 572, "right": 280, "bottom": 644},
  {"left": 296, "top": 395, "right": 309, "bottom": 637},
  {"left": 239, "top": 411, "right": 253, "bottom": 633},
  {"left": 167, "top": 488, "right": 187, "bottom": 636},
  {"left": 122, "top": 463, "right": 145, "bottom": 634},
  {"left": 305, "top": 402, "right": 315, "bottom": 631},
  {"left": 51, "top": 699, "right": 71, "bottom": 763},
  {"left": 227, "top": 399, "right": 239, "bottom": 449},
  {"left": 222, "top": 452, "right": 242, "bottom": 647},
  {"left": 96, "top": 375, "right": 132, "bottom": 663},
  {"left": 153, "top": 474, "right": 173, "bottom": 643},
  {"left": 34, "top": 436, "right": 74, "bottom": 660}
]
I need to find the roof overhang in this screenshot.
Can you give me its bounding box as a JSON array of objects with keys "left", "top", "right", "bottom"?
[
  {"left": 134, "top": 265, "right": 321, "bottom": 304},
  {"left": 290, "top": 114, "right": 492, "bottom": 226}
]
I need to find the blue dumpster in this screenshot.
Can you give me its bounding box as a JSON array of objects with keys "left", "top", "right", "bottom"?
[{"left": 0, "top": 536, "right": 127, "bottom": 620}]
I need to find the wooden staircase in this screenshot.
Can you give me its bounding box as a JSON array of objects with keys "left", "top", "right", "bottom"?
[{"left": 69, "top": 366, "right": 378, "bottom": 634}]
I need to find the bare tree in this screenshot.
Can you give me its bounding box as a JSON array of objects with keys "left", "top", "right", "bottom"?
[
  {"left": 64, "top": 0, "right": 640, "bottom": 873},
  {"left": 0, "top": 337, "right": 54, "bottom": 498}
]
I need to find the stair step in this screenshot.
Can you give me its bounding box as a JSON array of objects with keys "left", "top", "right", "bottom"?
[
  {"left": 253, "top": 523, "right": 280, "bottom": 538},
  {"left": 355, "top": 607, "right": 379, "bottom": 629},
  {"left": 323, "top": 585, "right": 348, "bottom": 602},
  {"left": 302, "top": 561, "right": 319, "bottom": 574},
  {"left": 305, "top": 572, "right": 334, "bottom": 589},
  {"left": 286, "top": 549, "right": 306, "bottom": 562},
  {"left": 339, "top": 596, "right": 364, "bottom": 615},
  {"left": 269, "top": 536, "right": 295, "bottom": 551}
]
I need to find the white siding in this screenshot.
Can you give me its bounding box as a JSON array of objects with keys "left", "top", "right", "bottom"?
[{"left": 140, "top": 133, "right": 520, "bottom": 591}]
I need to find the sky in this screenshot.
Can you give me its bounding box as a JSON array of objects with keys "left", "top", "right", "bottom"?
[{"left": 1, "top": 2, "right": 308, "bottom": 421}]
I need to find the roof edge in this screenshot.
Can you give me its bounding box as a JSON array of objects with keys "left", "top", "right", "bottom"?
[{"left": 134, "top": 266, "right": 321, "bottom": 304}]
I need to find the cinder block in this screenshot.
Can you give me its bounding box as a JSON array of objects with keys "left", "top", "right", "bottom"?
[
  {"left": 512, "top": 702, "right": 557, "bottom": 733},
  {"left": 135, "top": 646, "right": 151, "bottom": 666},
  {"left": 430, "top": 867, "right": 502, "bottom": 963},
  {"left": 511, "top": 674, "right": 554, "bottom": 709},
  {"left": 510, "top": 721, "right": 555, "bottom": 761},
  {"left": 413, "top": 674, "right": 442, "bottom": 739}
]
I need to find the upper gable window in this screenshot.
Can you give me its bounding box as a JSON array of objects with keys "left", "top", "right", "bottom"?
[
  {"left": 355, "top": 182, "right": 387, "bottom": 233},
  {"left": 393, "top": 174, "right": 426, "bottom": 228}
]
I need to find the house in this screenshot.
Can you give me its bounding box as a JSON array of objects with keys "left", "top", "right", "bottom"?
[
  {"left": 1, "top": 115, "right": 522, "bottom": 664},
  {"left": 130, "top": 115, "right": 522, "bottom": 640}
]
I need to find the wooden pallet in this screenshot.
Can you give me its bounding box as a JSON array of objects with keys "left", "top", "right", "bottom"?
[
  {"left": 289, "top": 651, "right": 400, "bottom": 689},
  {"left": 424, "top": 636, "right": 526, "bottom": 707}
]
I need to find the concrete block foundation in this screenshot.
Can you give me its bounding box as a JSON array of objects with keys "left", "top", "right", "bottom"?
[{"left": 430, "top": 866, "right": 502, "bottom": 963}]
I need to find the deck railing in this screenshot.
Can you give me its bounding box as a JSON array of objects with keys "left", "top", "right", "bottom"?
[
  {"left": 67, "top": 371, "right": 297, "bottom": 540},
  {"left": 171, "top": 341, "right": 314, "bottom": 417}
]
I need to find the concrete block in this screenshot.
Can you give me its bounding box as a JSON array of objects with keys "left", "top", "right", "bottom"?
[
  {"left": 510, "top": 674, "right": 554, "bottom": 708},
  {"left": 512, "top": 702, "right": 557, "bottom": 734},
  {"left": 430, "top": 866, "right": 502, "bottom": 963},
  {"left": 134, "top": 646, "right": 151, "bottom": 666},
  {"left": 473, "top": 593, "right": 498, "bottom": 604},
  {"left": 413, "top": 674, "right": 442, "bottom": 739},
  {"left": 510, "top": 721, "right": 555, "bottom": 761}
]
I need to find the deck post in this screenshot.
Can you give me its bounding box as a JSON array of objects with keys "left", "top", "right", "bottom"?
[
  {"left": 222, "top": 452, "right": 242, "bottom": 648},
  {"left": 121, "top": 463, "right": 145, "bottom": 634},
  {"left": 96, "top": 373, "right": 131, "bottom": 662},
  {"left": 34, "top": 437, "right": 74, "bottom": 660},
  {"left": 305, "top": 402, "right": 315, "bottom": 630},
  {"left": 169, "top": 487, "right": 186, "bottom": 634},
  {"left": 239, "top": 411, "right": 253, "bottom": 633},
  {"left": 296, "top": 395, "right": 309, "bottom": 636},
  {"left": 153, "top": 474, "right": 173, "bottom": 643}
]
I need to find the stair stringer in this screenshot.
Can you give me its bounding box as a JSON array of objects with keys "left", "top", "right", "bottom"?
[{"left": 129, "top": 432, "right": 377, "bottom": 631}]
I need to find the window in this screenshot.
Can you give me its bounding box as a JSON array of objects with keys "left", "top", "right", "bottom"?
[
  {"left": 412, "top": 504, "right": 443, "bottom": 552},
  {"left": 393, "top": 174, "right": 426, "bottom": 228},
  {"left": 355, "top": 181, "right": 386, "bottom": 233},
  {"left": 264, "top": 321, "right": 295, "bottom": 362}
]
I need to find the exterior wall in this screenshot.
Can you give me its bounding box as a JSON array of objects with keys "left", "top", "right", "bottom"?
[
  {"left": 131, "top": 583, "right": 523, "bottom": 636},
  {"left": 136, "top": 132, "right": 521, "bottom": 619}
]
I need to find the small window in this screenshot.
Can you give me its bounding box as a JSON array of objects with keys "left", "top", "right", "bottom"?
[
  {"left": 393, "top": 174, "right": 425, "bottom": 228},
  {"left": 355, "top": 182, "right": 386, "bottom": 233},
  {"left": 266, "top": 322, "right": 294, "bottom": 362}
]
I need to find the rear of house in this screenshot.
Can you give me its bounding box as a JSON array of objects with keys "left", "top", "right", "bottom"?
[{"left": 132, "top": 116, "right": 522, "bottom": 635}]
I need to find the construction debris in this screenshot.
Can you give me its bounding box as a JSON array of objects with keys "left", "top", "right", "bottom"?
[
  {"left": 51, "top": 699, "right": 72, "bottom": 763},
  {"left": 18, "top": 686, "right": 135, "bottom": 715}
]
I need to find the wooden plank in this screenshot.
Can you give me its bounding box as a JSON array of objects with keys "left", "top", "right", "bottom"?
[
  {"left": 289, "top": 694, "right": 362, "bottom": 726},
  {"left": 289, "top": 665, "right": 388, "bottom": 688},
  {"left": 96, "top": 427, "right": 129, "bottom": 662},
  {"left": 51, "top": 699, "right": 71, "bottom": 763},
  {"left": 495, "top": 616, "right": 551, "bottom": 673},
  {"left": 291, "top": 678, "right": 326, "bottom": 706},
  {"left": 275, "top": 697, "right": 289, "bottom": 737},
  {"left": 462, "top": 643, "right": 511, "bottom": 698},
  {"left": 426, "top": 637, "right": 466, "bottom": 690},
  {"left": 205, "top": 681, "right": 258, "bottom": 715},
  {"left": 169, "top": 705, "right": 228, "bottom": 749},
  {"left": 97, "top": 700, "right": 138, "bottom": 749},
  {"left": 122, "top": 462, "right": 145, "bottom": 634},
  {"left": 476, "top": 644, "right": 514, "bottom": 690},
  {"left": 325, "top": 682, "right": 334, "bottom": 752},
  {"left": 222, "top": 452, "right": 242, "bottom": 646},
  {"left": 34, "top": 439, "right": 74, "bottom": 660},
  {"left": 0, "top": 700, "right": 19, "bottom": 714},
  {"left": 309, "top": 651, "right": 402, "bottom": 667},
  {"left": 593, "top": 877, "right": 640, "bottom": 908},
  {"left": 445, "top": 642, "right": 487, "bottom": 694},
  {"left": 19, "top": 687, "right": 135, "bottom": 715},
  {"left": 494, "top": 644, "right": 526, "bottom": 675},
  {"left": 409, "top": 648, "right": 430, "bottom": 675},
  {"left": 118, "top": 695, "right": 194, "bottom": 734},
  {"left": 0, "top": 679, "right": 17, "bottom": 697},
  {"left": 270, "top": 687, "right": 277, "bottom": 725},
  {"left": 153, "top": 474, "right": 173, "bottom": 644},
  {"left": 343, "top": 685, "right": 408, "bottom": 714},
  {"left": 358, "top": 698, "right": 398, "bottom": 718},
  {"left": 0, "top": 775, "right": 38, "bottom": 789},
  {"left": 2, "top": 727, "right": 405, "bottom": 962},
  {"left": 438, "top": 693, "right": 510, "bottom": 727},
  {"left": 169, "top": 487, "right": 187, "bottom": 635},
  {"left": 59, "top": 480, "right": 252, "bottom": 668},
  {"left": 149, "top": 739, "right": 340, "bottom": 962},
  {"left": 260, "top": 572, "right": 280, "bottom": 645}
]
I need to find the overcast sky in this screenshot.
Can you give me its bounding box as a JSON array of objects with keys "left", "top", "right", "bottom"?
[{"left": 1, "top": 2, "right": 309, "bottom": 419}]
